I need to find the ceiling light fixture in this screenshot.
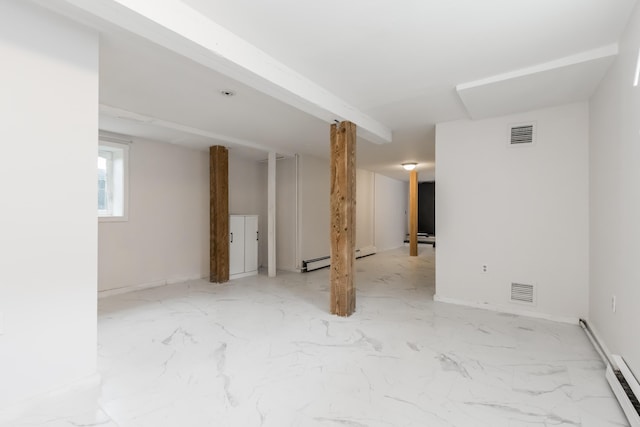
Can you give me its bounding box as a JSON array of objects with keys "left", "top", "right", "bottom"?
[
  {"left": 402, "top": 162, "right": 417, "bottom": 171},
  {"left": 220, "top": 90, "right": 235, "bottom": 97}
]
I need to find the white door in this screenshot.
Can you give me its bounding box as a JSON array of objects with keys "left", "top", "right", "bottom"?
[
  {"left": 244, "top": 216, "right": 258, "bottom": 273},
  {"left": 229, "top": 216, "right": 245, "bottom": 275}
]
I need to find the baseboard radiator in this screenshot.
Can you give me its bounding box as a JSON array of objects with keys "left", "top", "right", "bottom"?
[
  {"left": 302, "top": 246, "right": 376, "bottom": 272},
  {"left": 580, "top": 319, "right": 640, "bottom": 426}
]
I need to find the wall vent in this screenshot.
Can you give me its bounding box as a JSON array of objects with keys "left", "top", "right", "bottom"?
[
  {"left": 509, "top": 123, "right": 536, "bottom": 145},
  {"left": 510, "top": 282, "right": 535, "bottom": 304}
]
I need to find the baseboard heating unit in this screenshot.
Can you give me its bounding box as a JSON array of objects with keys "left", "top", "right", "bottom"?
[
  {"left": 607, "top": 355, "right": 640, "bottom": 426},
  {"left": 302, "top": 246, "right": 376, "bottom": 272},
  {"left": 580, "top": 319, "right": 640, "bottom": 427}
]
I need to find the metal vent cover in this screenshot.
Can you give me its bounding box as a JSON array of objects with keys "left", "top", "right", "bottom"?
[
  {"left": 511, "top": 282, "right": 535, "bottom": 304},
  {"left": 509, "top": 123, "right": 536, "bottom": 145}
]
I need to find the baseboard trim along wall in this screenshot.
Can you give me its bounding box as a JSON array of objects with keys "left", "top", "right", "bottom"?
[
  {"left": 98, "top": 274, "right": 209, "bottom": 298},
  {"left": 433, "top": 294, "right": 579, "bottom": 325},
  {"left": 302, "top": 246, "right": 377, "bottom": 272}
]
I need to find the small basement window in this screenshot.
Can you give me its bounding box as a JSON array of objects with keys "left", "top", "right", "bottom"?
[{"left": 98, "top": 141, "right": 128, "bottom": 221}]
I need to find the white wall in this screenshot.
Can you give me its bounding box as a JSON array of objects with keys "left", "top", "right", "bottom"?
[
  {"left": 298, "top": 154, "right": 407, "bottom": 263},
  {"left": 99, "top": 139, "right": 209, "bottom": 292},
  {"left": 435, "top": 103, "right": 589, "bottom": 322},
  {"left": 298, "top": 154, "right": 380, "bottom": 264},
  {"left": 589, "top": 3, "right": 640, "bottom": 377},
  {"left": 0, "top": 1, "right": 98, "bottom": 407},
  {"left": 276, "top": 157, "right": 298, "bottom": 271},
  {"left": 356, "top": 169, "right": 375, "bottom": 250},
  {"left": 375, "top": 174, "right": 408, "bottom": 251},
  {"left": 299, "top": 154, "right": 330, "bottom": 262},
  {"left": 257, "top": 156, "right": 291, "bottom": 271},
  {"left": 229, "top": 152, "right": 263, "bottom": 216}
]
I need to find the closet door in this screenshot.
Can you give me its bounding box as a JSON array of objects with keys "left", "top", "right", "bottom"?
[
  {"left": 229, "top": 216, "right": 245, "bottom": 276},
  {"left": 244, "top": 216, "right": 258, "bottom": 273}
]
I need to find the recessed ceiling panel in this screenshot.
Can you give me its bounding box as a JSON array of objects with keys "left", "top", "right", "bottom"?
[{"left": 456, "top": 47, "right": 618, "bottom": 119}]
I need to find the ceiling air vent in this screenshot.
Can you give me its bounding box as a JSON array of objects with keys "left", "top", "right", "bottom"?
[
  {"left": 510, "top": 282, "right": 535, "bottom": 305},
  {"left": 509, "top": 122, "right": 536, "bottom": 146}
]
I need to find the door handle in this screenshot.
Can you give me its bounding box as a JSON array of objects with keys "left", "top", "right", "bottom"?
[{"left": 230, "top": 232, "right": 233, "bottom": 243}]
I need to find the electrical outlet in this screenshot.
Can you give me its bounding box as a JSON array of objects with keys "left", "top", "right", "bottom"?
[
  {"left": 611, "top": 295, "right": 617, "bottom": 313},
  {"left": 481, "top": 264, "right": 488, "bottom": 274}
]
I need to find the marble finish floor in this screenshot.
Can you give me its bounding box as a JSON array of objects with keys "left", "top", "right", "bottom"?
[{"left": 1, "top": 247, "right": 628, "bottom": 426}]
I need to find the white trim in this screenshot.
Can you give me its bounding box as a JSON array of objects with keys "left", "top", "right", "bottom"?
[
  {"left": 98, "top": 274, "right": 208, "bottom": 298},
  {"left": 433, "top": 294, "right": 579, "bottom": 325},
  {"left": 230, "top": 270, "right": 258, "bottom": 280},
  {"left": 0, "top": 373, "right": 101, "bottom": 420},
  {"left": 100, "top": 105, "right": 298, "bottom": 157},
  {"left": 98, "top": 140, "right": 129, "bottom": 221},
  {"left": 582, "top": 321, "right": 614, "bottom": 362}
]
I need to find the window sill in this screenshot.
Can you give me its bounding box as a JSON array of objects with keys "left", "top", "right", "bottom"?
[{"left": 99, "top": 215, "right": 128, "bottom": 223}]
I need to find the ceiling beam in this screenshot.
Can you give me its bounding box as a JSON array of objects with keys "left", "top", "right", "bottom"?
[
  {"left": 42, "top": 0, "right": 392, "bottom": 144},
  {"left": 100, "top": 104, "right": 297, "bottom": 157}
]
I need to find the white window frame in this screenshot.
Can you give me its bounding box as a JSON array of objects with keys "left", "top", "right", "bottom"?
[{"left": 98, "top": 141, "right": 129, "bottom": 222}]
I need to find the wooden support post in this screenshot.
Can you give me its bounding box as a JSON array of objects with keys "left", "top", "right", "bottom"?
[
  {"left": 210, "top": 145, "right": 229, "bottom": 282},
  {"left": 267, "top": 151, "right": 277, "bottom": 277},
  {"left": 409, "top": 170, "right": 418, "bottom": 256},
  {"left": 330, "top": 121, "right": 356, "bottom": 317}
]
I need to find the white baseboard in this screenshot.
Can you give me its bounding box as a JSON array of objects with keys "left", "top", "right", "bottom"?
[
  {"left": 99, "top": 273, "right": 209, "bottom": 298},
  {"left": 357, "top": 245, "right": 377, "bottom": 257},
  {"left": 433, "top": 294, "right": 579, "bottom": 325},
  {"left": 230, "top": 270, "right": 258, "bottom": 280},
  {"left": 583, "top": 321, "right": 614, "bottom": 363},
  {"left": 0, "top": 373, "right": 101, "bottom": 421}
]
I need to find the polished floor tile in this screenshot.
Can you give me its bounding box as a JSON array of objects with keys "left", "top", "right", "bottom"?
[{"left": 0, "top": 247, "right": 628, "bottom": 426}]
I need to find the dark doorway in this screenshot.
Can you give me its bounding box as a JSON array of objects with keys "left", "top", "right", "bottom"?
[{"left": 418, "top": 182, "right": 435, "bottom": 235}]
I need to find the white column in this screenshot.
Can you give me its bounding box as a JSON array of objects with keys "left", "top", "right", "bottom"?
[{"left": 268, "top": 151, "right": 276, "bottom": 277}]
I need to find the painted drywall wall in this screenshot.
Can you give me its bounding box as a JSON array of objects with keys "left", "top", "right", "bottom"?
[
  {"left": 435, "top": 103, "right": 589, "bottom": 322},
  {"left": 275, "top": 157, "right": 298, "bottom": 271},
  {"left": 589, "top": 2, "right": 640, "bottom": 378},
  {"left": 259, "top": 153, "right": 408, "bottom": 271},
  {"left": 0, "top": 1, "right": 98, "bottom": 407},
  {"left": 229, "top": 152, "right": 263, "bottom": 216},
  {"left": 356, "top": 169, "right": 375, "bottom": 250},
  {"left": 375, "top": 174, "right": 409, "bottom": 251},
  {"left": 298, "top": 154, "right": 405, "bottom": 262},
  {"left": 99, "top": 145, "right": 265, "bottom": 291},
  {"left": 98, "top": 139, "right": 209, "bottom": 292},
  {"left": 298, "top": 154, "right": 330, "bottom": 262}
]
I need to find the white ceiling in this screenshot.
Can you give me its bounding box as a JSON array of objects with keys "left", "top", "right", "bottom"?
[{"left": 47, "top": 0, "right": 637, "bottom": 181}]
